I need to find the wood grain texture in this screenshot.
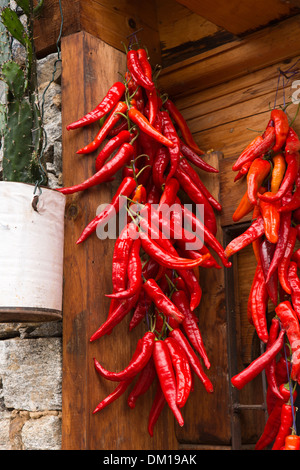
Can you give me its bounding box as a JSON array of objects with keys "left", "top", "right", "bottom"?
[
  {"left": 61, "top": 32, "right": 179, "bottom": 450},
  {"left": 176, "top": 0, "right": 300, "bottom": 35}
]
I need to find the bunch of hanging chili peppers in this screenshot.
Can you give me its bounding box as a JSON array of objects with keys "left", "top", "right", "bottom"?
[
  {"left": 226, "top": 107, "right": 300, "bottom": 450},
  {"left": 59, "top": 45, "right": 229, "bottom": 435}
]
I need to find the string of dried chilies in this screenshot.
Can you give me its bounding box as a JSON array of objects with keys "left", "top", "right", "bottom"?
[
  {"left": 226, "top": 100, "right": 300, "bottom": 450},
  {"left": 59, "top": 44, "right": 229, "bottom": 435}
]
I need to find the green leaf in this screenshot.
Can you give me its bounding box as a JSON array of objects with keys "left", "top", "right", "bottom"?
[
  {"left": 15, "top": 0, "right": 30, "bottom": 16},
  {"left": 1, "top": 60, "right": 26, "bottom": 98}
]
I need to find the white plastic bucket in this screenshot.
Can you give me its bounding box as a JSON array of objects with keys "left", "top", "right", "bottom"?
[{"left": 0, "top": 181, "right": 66, "bottom": 322}]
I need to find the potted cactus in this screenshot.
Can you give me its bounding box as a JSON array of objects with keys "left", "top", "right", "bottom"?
[{"left": 0, "top": 0, "right": 65, "bottom": 322}]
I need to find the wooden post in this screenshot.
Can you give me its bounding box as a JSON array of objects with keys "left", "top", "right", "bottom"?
[{"left": 60, "top": 31, "right": 178, "bottom": 450}]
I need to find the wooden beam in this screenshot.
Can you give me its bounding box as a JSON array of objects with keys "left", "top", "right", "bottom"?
[
  {"left": 158, "top": 14, "right": 300, "bottom": 98},
  {"left": 175, "top": 0, "right": 300, "bottom": 35}
]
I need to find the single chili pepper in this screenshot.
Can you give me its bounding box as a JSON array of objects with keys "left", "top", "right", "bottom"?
[
  {"left": 160, "top": 110, "right": 181, "bottom": 181},
  {"left": 127, "top": 49, "right": 155, "bottom": 91},
  {"left": 169, "top": 328, "right": 214, "bottom": 393},
  {"left": 259, "top": 238, "right": 278, "bottom": 306},
  {"left": 138, "top": 229, "right": 210, "bottom": 270},
  {"left": 172, "top": 289, "right": 210, "bottom": 369},
  {"left": 137, "top": 48, "right": 157, "bottom": 124},
  {"left": 180, "top": 140, "right": 218, "bottom": 173},
  {"left": 165, "top": 336, "right": 192, "bottom": 408},
  {"left": 108, "top": 118, "right": 129, "bottom": 137},
  {"left": 278, "top": 226, "right": 297, "bottom": 294},
  {"left": 175, "top": 266, "right": 202, "bottom": 312},
  {"left": 271, "top": 154, "right": 286, "bottom": 193},
  {"left": 259, "top": 194, "right": 281, "bottom": 244},
  {"left": 76, "top": 176, "right": 136, "bottom": 244},
  {"left": 148, "top": 381, "right": 166, "bottom": 437},
  {"left": 232, "top": 126, "right": 276, "bottom": 171},
  {"left": 111, "top": 222, "right": 136, "bottom": 295},
  {"left": 265, "top": 318, "right": 284, "bottom": 402},
  {"left": 164, "top": 99, "right": 204, "bottom": 155},
  {"left": 152, "top": 147, "right": 169, "bottom": 189},
  {"left": 176, "top": 201, "right": 231, "bottom": 267},
  {"left": 258, "top": 151, "right": 300, "bottom": 203},
  {"left": 279, "top": 169, "right": 300, "bottom": 213},
  {"left": 95, "top": 130, "right": 132, "bottom": 171},
  {"left": 58, "top": 142, "right": 134, "bottom": 195},
  {"left": 94, "top": 331, "right": 155, "bottom": 382},
  {"left": 271, "top": 108, "right": 290, "bottom": 152},
  {"left": 284, "top": 434, "right": 300, "bottom": 450},
  {"left": 142, "top": 278, "right": 184, "bottom": 323},
  {"left": 289, "top": 261, "right": 300, "bottom": 321},
  {"left": 247, "top": 157, "right": 271, "bottom": 205},
  {"left": 224, "top": 216, "right": 265, "bottom": 259},
  {"left": 249, "top": 263, "right": 269, "bottom": 343},
  {"left": 175, "top": 166, "right": 217, "bottom": 236},
  {"left": 67, "top": 82, "right": 126, "bottom": 130},
  {"left": 90, "top": 289, "right": 140, "bottom": 342},
  {"left": 266, "top": 197, "right": 292, "bottom": 282},
  {"left": 127, "top": 357, "right": 156, "bottom": 409},
  {"left": 285, "top": 127, "right": 300, "bottom": 154},
  {"left": 92, "top": 377, "right": 134, "bottom": 414},
  {"left": 128, "top": 106, "right": 174, "bottom": 148},
  {"left": 272, "top": 404, "right": 295, "bottom": 450},
  {"left": 234, "top": 161, "right": 252, "bottom": 182},
  {"left": 158, "top": 178, "right": 180, "bottom": 210},
  {"left": 292, "top": 247, "right": 300, "bottom": 268},
  {"left": 232, "top": 187, "right": 266, "bottom": 222},
  {"left": 76, "top": 101, "right": 128, "bottom": 154},
  {"left": 152, "top": 339, "right": 184, "bottom": 427},
  {"left": 106, "top": 238, "right": 142, "bottom": 300},
  {"left": 178, "top": 157, "right": 222, "bottom": 212},
  {"left": 275, "top": 301, "right": 300, "bottom": 381},
  {"left": 231, "top": 329, "right": 285, "bottom": 390}
]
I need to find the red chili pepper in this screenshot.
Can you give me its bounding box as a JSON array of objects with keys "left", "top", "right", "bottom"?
[
  {"left": 259, "top": 194, "right": 281, "bottom": 244},
  {"left": 270, "top": 108, "right": 290, "bottom": 152},
  {"left": 58, "top": 142, "right": 134, "bottom": 195},
  {"left": 137, "top": 48, "right": 158, "bottom": 125},
  {"left": 265, "top": 318, "right": 284, "bottom": 402},
  {"left": 152, "top": 147, "right": 169, "bottom": 189},
  {"left": 158, "top": 177, "right": 180, "bottom": 210},
  {"left": 289, "top": 261, "right": 300, "bottom": 321},
  {"left": 158, "top": 110, "right": 180, "bottom": 181},
  {"left": 175, "top": 166, "right": 217, "bottom": 236},
  {"left": 234, "top": 161, "right": 252, "bottom": 182},
  {"left": 76, "top": 101, "right": 128, "bottom": 154},
  {"left": 93, "top": 331, "right": 155, "bottom": 381},
  {"left": 231, "top": 329, "right": 285, "bottom": 390},
  {"left": 277, "top": 227, "right": 297, "bottom": 294},
  {"left": 148, "top": 381, "right": 166, "bottom": 437},
  {"left": 275, "top": 301, "right": 300, "bottom": 382},
  {"left": 142, "top": 278, "right": 185, "bottom": 323},
  {"left": 285, "top": 127, "right": 300, "bottom": 154},
  {"left": 92, "top": 378, "right": 134, "bottom": 414},
  {"left": 127, "top": 49, "right": 155, "bottom": 91},
  {"left": 176, "top": 241, "right": 221, "bottom": 269},
  {"left": 110, "top": 222, "right": 136, "bottom": 295},
  {"left": 272, "top": 403, "right": 295, "bottom": 450},
  {"left": 164, "top": 99, "right": 204, "bottom": 155},
  {"left": 165, "top": 336, "right": 192, "bottom": 408},
  {"left": 95, "top": 130, "right": 132, "bottom": 171},
  {"left": 66, "top": 82, "right": 126, "bottom": 130},
  {"left": 249, "top": 263, "right": 269, "bottom": 343},
  {"left": 224, "top": 216, "right": 265, "bottom": 259},
  {"left": 284, "top": 434, "right": 300, "bottom": 450},
  {"left": 127, "top": 357, "right": 156, "bottom": 409},
  {"left": 169, "top": 328, "right": 214, "bottom": 393},
  {"left": 180, "top": 141, "right": 218, "bottom": 173},
  {"left": 255, "top": 396, "right": 287, "bottom": 450},
  {"left": 128, "top": 106, "right": 174, "bottom": 149},
  {"left": 178, "top": 157, "right": 222, "bottom": 212},
  {"left": 279, "top": 169, "right": 300, "bottom": 213},
  {"left": 232, "top": 126, "right": 276, "bottom": 171},
  {"left": 246, "top": 157, "right": 271, "bottom": 206},
  {"left": 106, "top": 238, "right": 142, "bottom": 300},
  {"left": 152, "top": 339, "right": 184, "bottom": 427},
  {"left": 172, "top": 289, "right": 210, "bottom": 369},
  {"left": 258, "top": 238, "right": 278, "bottom": 306},
  {"left": 76, "top": 176, "right": 136, "bottom": 244}
]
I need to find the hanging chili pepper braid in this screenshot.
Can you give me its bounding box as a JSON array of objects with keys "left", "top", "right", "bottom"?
[
  {"left": 61, "top": 43, "right": 225, "bottom": 435},
  {"left": 226, "top": 106, "right": 300, "bottom": 449}
]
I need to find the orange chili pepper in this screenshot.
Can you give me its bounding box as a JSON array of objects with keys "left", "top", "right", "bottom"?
[
  {"left": 232, "top": 187, "right": 266, "bottom": 222},
  {"left": 284, "top": 434, "right": 300, "bottom": 450},
  {"left": 247, "top": 157, "right": 271, "bottom": 205},
  {"left": 271, "top": 154, "right": 286, "bottom": 193},
  {"left": 259, "top": 193, "right": 281, "bottom": 244}
]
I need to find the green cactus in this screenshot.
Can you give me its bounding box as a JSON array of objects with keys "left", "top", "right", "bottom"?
[{"left": 0, "top": 0, "right": 46, "bottom": 184}]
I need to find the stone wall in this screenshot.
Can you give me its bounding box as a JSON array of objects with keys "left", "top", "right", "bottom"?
[{"left": 0, "top": 51, "right": 63, "bottom": 450}]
